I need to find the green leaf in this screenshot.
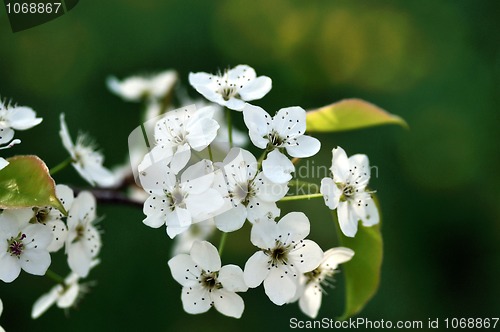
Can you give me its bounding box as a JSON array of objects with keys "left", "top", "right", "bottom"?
[
  {"left": 306, "top": 98, "right": 408, "bottom": 132},
  {"left": 0, "top": 155, "right": 66, "bottom": 214},
  {"left": 334, "top": 208, "right": 383, "bottom": 320}
]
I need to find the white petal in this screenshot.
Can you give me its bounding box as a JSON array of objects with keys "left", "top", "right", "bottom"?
[
  {"left": 214, "top": 205, "right": 247, "bottom": 232},
  {"left": 224, "top": 98, "right": 246, "bottom": 111},
  {"left": 299, "top": 283, "right": 322, "bottom": 319},
  {"left": 353, "top": 197, "right": 379, "bottom": 227},
  {"left": 67, "top": 242, "right": 92, "bottom": 277},
  {"left": 288, "top": 239, "right": 323, "bottom": 273},
  {"left": 272, "top": 106, "right": 306, "bottom": 138},
  {"left": 23, "top": 224, "right": 53, "bottom": 250},
  {"left": 46, "top": 220, "right": 68, "bottom": 252},
  {"left": 277, "top": 212, "right": 310, "bottom": 244},
  {"left": 186, "top": 117, "right": 219, "bottom": 151},
  {"left": 55, "top": 184, "right": 74, "bottom": 211},
  {"left": 243, "top": 251, "right": 270, "bottom": 288},
  {"left": 190, "top": 241, "right": 221, "bottom": 272},
  {"left": 242, "top": 104, "right": 270, "bottom": 149},
  {"left": 250, "top": 218, "right": 278, "bottom": 249},
  {"left": 0, "top": 157, "right": 8, "bottom": 170},
  {"left": 0, "top": 254, "right": 21, "bottom": 282},
  {"left": 7, "top": 106, "right": 42, "bottom": 130},
  {"left": 263, "top": 267, "right": 297, "bottom": 305},
  {"left": 143, "top": 196, "right": 167, "bottom": 228},
  {"left": 218, "top": 265, "right": 248, "bottom": 292},
  {"left": 187, "top": 189, "right": 225, "bottom": 222},
  {"left": 57, "top": 283, "right": 79, "bottom": 308},
  {"left": 254, "top": 172, "right": 288, "bottom": 202},
  {"left": 166, "top": 224, "right": 190, "bottom": 239},
  {"left": 166, "top": 207, "right": 192, "bottom": 229},
  {"left": 84, "top": 163, "right": 115, "bottom": 188},
  {"left": 262, "top": 150, "right": 295, "bottom": 184},
  {"left": 320, "top": 177, "right": 341, "bottom": 210},
  {"left": 31, "top": 287, "right": 59, "bottom": 319},
  {"left": 337, "top": 201, "right": 359, "bottom": 237},
  {"left": 227, "top": 65, "right": 257, "bottom": 81},
  {"left": 322, "top": 247, "right": 355, "bottom": 269},
  {"left": 59, "top": 113, "right": 75, "bottom": 155},
  {"left": 331, "top": 147, "right": 350, "bottom": 183},
  {"left": 181, "top": 165, "right": 214, "bottom": 194},
  {"left": 212, "top": 289, "right": 245, "bottom": 318},
  {"left": 170, "top": 144, "right": 191, "bottom": 174},
  {"left": 246, "top": 199, "right": 280, "bottom": 224},
  {"left": 180, "top": 159, "right": 213, "bottom": 182},
  {"left": 188, "top": 72, "right": 213, "bottom": 88},
  {"left": 150, "top": 70, "right": 178, "bottom": 98},
  {"left": 20, "top": 249, "right": 51, "bottom": 276},
  {"left": 239, "top": 76, "right": 272, "bottom": 101},
  {"left": 0, "top": 127, "right": 14, "bottom": 145},
  {"left": 168, "top": 254, "right": 201, "bottom": 287},
  {"left": 181, "top": 285, "right": 211, "bottom": 314},
  {"left": 285, "top": 135, "right": 321, "bottom": 158}
]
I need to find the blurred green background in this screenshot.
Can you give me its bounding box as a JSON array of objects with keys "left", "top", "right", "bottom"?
[{"left": 1, "top": 0, "right": 499, "bottom": 330}]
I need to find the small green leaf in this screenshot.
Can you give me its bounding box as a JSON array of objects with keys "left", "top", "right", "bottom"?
[
  {"left": 0, "top": 155, "right": 66, "bottom": 214},
  {"left": 334, "top": 210, "right": 383, "bottom": 320},
  {"left": 306, "top": 98, "right": 408, "bottom": 132}
]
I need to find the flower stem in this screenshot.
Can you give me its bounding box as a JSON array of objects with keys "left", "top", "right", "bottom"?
[
  {"left": 208, "top": 144, "right": 214, "bottom": 162},
  {"left": 257, "top": 150, "right": 268, "bottom": 170},
  {"left": 226, "top": 108, "right": 233, "bottom": 148},
  {"left": 218, "top": 232, "right": 227, "bottom": 255},
  {"left": 45, "top": 269, "right": 65, "bottom": 285},
  {"left": 49, "top": 157, "right": 73, "bottom": 176},
  {"left": 280, "top": 193, "right": 323, "bottom": 201}
]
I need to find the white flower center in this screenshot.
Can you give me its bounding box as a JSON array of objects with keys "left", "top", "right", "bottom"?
[
  {"left": 265, "top": 241, "right": 291, "bottom": 267},
  {"left": 7, "top": 232, "right": 26, "bottom": 257},
  {"left": 166, "top": 185, "right": 187, "bottom": 210}
]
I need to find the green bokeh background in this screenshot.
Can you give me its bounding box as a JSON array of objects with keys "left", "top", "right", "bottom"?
[{"left": 1, "top": 0, "right": 499, "bottom": 330}]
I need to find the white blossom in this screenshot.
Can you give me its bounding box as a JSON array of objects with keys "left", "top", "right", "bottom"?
[
  {"left": 0, "top": 213, "right": 52, "bottom": 283},
  {"left": 320, "top": 147, "right": 379, "bottom": 237},
  {"left": 5, "top": 185, "right": 73, "bottom": 253},
  {"left": 59, "top": 114, "right": 115, "bottom": 187},
  {"left": 214, "top": 148, "right": 288, "bottom": 232},
  {"left": 243, "top": 104, "right": 320, "bottom": 183},
  {"left": 243, "top": 212, "right": 323, "bottom": 305},
  {"left": 65, "top": 191, "right": 101, "bottom": 278},
  {"left": 141, "top": 159, "right": 224, "bottom": 239},
  {"left": 107, "top": 70, "right": 178, "bottom": 102},
  {"left": 0, "top": 99, "right": 42, "bottom": 145},
  {"left": 189, "top": 65, "right": 271, "bottom": 111},
  {"left": 295, "top": 247, "right": 354, "bottom": 318},
  {"left": 147, "top": 105, "right": 219, "bottom": 173},
  {"left": 168, "top": 241, "right": 248, "bottom": 318},
  {"left": 31, "top": 260, "right": 99, "bottom": 319}
]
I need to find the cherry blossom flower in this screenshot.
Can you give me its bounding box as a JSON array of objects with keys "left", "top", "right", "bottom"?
[
  {"left": 243, "top": 212, "right": 323, "bottom": 305},
  {"left": 242, "top": 104, "right": 320, "bottom": 183},
  {"left": 214, "top": 148, "right": 288, "bottom": 232},
  {"left": 148, "top": 105, "right": 219, "bottom": 173},
  {"left": 3, "top": 185, "right": 73, "bottom": 253},
  {"left": 31, "top": 260, "right": 99, "bottom": 319},
  {"left": 59, "top": 114, "right": 115, "bottom": 187},
  {"left": 320, "top": 147, "right": 379, "bottom": 237},
  {"left": 65, "top": 191, "right": 101, "bottom": 278},
  {"left": 168, "top": 241, "right": 248, "bottom": 318},
  {"left": 107, "top": 70, "right": 178, "bottom": 102},
  {"left": 140, "top": 160, "right": 224, "bottom": 238},
  {"left": 0, "top": 213, "right": 52, "bottom": 283},
  {"left": 189, "top": 65, "right": 271, "bottom": 111},
  {"left": 0, "top": 100, "right": 42, "bottom": 145},
  {"left": 295, "top": 247, "right": 354, "bottom": 318}
]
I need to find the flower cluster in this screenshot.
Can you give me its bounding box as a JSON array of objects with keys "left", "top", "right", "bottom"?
[
  {"left": 126, "top": 65, "right": 380, "bottom": 318},
  {"left": 0, "top": 97, "right": 106, "bottom": 319}
]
